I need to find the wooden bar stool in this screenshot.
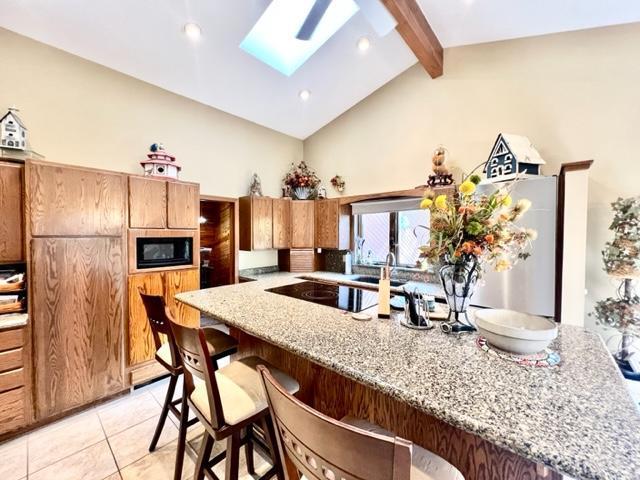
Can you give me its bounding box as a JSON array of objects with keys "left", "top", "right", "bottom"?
[
  {"left": 170, "top": 320, "right": 300, "bottom": 480},
  {"left": 138, "top": 292, "right": 238, "bottom": 463},
  {"left": 258, "top": 365, "right": 465, "bottom": 480}
]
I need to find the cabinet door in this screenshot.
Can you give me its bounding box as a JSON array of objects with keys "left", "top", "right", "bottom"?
[
  {"left": 129, "top": 176, "right": 166, "bottom": 228},
  {"left": 127, "top": 269, "right": 199, "bottom": 366},
  {"left": 167, "top": 181, "right": 199, "bottom": 229},
  {"left": 0, "top": 163, "right": 23, "bottom": 262},
  {"left": 272, "top": 198, "right": 291, "bottom": 249},
  {"left": 31, "top": 237, "right": 125, "bottom": 419},
  {"left": 291, "top": 201, "right": 315, "bottom": 248},
  {"left": 251, "top": 197, "right": 273, "bottom": 250},
  {"left": 315, "top": 199, "right": 351, "bottom": 250},
  {"left": 28, "top": 162, "right": 126, "bottom": 237}
]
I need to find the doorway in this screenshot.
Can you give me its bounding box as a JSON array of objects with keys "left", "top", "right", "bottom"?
[{"left": 199, "top": 196, "right": 239, "bottom": 288}]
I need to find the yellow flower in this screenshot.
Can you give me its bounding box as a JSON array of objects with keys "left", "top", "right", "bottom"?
[
  {"left": 459, "top": 181, "right": 476, "bottom": 196},
  {"left": 434, "top": 195, "right": 449, "bottom": 211},
  {"left": 420, "top": 198, "right": 433, "bottom": 209},
  {"left": 495, "top": 258, "right": 512, "bottom": 272},
  {"left": 501, "top": 195, "right": 513, "bottom": 207}
]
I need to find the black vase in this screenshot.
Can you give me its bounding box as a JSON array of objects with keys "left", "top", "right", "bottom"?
[{"left": 439, "top": 254, "right": 479, "bottom": 332}]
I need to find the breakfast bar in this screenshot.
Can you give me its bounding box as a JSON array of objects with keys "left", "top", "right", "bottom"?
[{"left": 176, "top": 274, "right": 640, "bottom": 480}]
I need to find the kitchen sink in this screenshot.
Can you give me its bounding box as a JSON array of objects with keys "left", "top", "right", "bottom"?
[{"left": 352, "top": 275, "right": 407, "bottom": 288}]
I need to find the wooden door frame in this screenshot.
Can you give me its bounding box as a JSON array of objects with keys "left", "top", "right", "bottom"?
[{"left": 200, "top": 195, "right": 239, "bottom": 284}]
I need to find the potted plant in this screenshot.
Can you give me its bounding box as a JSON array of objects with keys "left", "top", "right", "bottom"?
[
  {"left": 419, "top": 175, "right": 537, "bottom": 331},
  {"left": 283, "top": 161, "right": 321, "bottom": 200}
]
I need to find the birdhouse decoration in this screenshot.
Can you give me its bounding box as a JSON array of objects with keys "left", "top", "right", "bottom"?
[
  {"left": 484, "top": 133, "right": 545, "bottom": 182},
  {"left": 0, "top": 108, "right": 27, "bottom": 150},
  {"left": 140, "top": 143, "right": 181, "bottom": 179}
]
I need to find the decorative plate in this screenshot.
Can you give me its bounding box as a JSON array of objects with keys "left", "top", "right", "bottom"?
[{"left": 476, "top": 336, "right": 561, "bottom": 368}]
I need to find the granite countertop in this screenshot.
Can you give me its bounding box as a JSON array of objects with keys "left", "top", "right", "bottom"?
[
  {"left": 177, "top": 274, "right": 640, "bottom": 480},
  {"left": 0, "top": 312, "right": 28, "bottom": 331}
]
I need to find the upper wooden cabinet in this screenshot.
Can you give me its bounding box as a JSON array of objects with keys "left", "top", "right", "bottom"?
[
  {"left": 27, "top": 162, "right": 126, "bottom": 237},
  {"left": 315, "top": 199, "right": 351, "bottom": 250},
  {"left": 0, "top": 163, "right": 23, "bottom": 262},
  {"left": 128, "top": 177, "right": 167, "bottom": 228},
  {"left": 167, "top": 181, "right": 200, "bottom": 229},
  {"left": 272, "top": 198, "right": 291, "bottom": 249},
  {"left": 31, "top": 237, "right": 125, "bottom": 419},
  {"left": 239, "top": 196, "right": 273, "bottom": 251},
  {"left": 291, "top": 200, "right": 315, "bottom": 248}
]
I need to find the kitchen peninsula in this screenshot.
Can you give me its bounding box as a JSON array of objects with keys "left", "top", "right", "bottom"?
[{"left": 177, "top": 274, "right": 640, "bottom": 480}]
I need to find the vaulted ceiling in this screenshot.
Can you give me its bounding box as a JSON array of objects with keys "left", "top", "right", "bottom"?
[{"left": 1, "top": 0, "right": 639, "bottom": 139}]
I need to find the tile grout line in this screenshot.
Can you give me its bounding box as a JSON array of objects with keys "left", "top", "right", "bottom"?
[
  {"left": 27, "top": 437, "right": 106, "bottom": 478},
  {"left": 97, "top": 408, "right": 121, "bottom": 478}
]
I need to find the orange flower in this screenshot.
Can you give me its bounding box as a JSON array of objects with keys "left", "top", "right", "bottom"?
[
  {"left": 461, "top": 241, "right": 475, "bottom": 254},
  {"left": 473, "top": 246, "right": 483, "bottom": 256},
  {"left": 484, "top": 234, "right": 495, "bottom": 244}
]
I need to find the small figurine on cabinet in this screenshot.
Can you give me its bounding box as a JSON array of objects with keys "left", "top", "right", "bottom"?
[
  {"left": 317, "top": 186, "right": 327, "bottom": 199},
  {"left": 484, "top": 133, "right": 545, "bottom": 182},
  {"left": 0, "top": 107, "right": 27, "bottom": 150},
  {"left": 249, "top": 173, "right": 263, "bottom": 196},
  {"left": 427, "top": 146, "right": 454, "bottom": 187},
  {"left": 140, "top": 143, "right": 181, "bottom": 179}
]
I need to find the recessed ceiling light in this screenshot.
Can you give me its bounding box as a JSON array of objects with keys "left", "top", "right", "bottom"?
[
  {"left": 357, "top": 37, "right": 370, "bottom": 52},
  {"left": 183, "top": 23, "right": 202, "bottom": 40},
  {"left": 299, "top": 89, "right": 311, "bottom": 101}
]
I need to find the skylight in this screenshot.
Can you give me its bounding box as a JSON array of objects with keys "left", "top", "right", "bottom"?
[{"left": 240, "top": 0, "right": 360, "bottom": 76}]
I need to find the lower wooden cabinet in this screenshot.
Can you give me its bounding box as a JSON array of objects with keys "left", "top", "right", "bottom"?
[
  {"left": 127, "top": 268, "right": 199, "bottom": 366},
  {"left": 31, "top": 237, "right": 125, "bottom": 420},
  {"left": 0, "top": 326, "right": 26, "bottom": 435},
  {"left": 0, "top": 387, "right": 25, "bottom": 435}
]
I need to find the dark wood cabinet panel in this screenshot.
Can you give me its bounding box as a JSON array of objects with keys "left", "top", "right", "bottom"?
[
  {"left": 129, "top": 176, "right": 167, "bottom": 228},
  {"left": 278, "top": 248, "right": 315, "bottom": 273},
  {"left": 167, "top": 181, "right": 199, "bottom": 229},
  {"left": 0, "top": 163, "right": 23, "bottom": 262},
  {"left": 291, "top": 201, "right": 315, "bottom": 248},
  {"left": 315, "top": 199, "right": 351, "bottom": 250},
  {"left": 27, "top": 162, "right": 126, "bottom": 237},
  {"left": 272, "top": 198, "right": 291, "bottom": 249},
  {"left": 127, "top": 269, "right": 199, "bottom": 366},
  {"left": 239, "top": 196, "right": 273, "bottom": 250},
  {"left": 31, "top": 237, "right": 125, "bottom": 419}
]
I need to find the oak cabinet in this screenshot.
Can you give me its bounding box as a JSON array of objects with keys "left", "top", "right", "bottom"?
[
  {"left": 127, "top": 269, "right": 199, "bottom": 366},
  {"left": 239, "top": 196, "right": 273, "bottom": 250},
  {"left": 291, "top": 200, "right": 315, "bottom": 248},
  {"left": 0, "top": 326, "right": 26, "bottom": 435},
  {"left": 278, "top": 248, "right": 315, "bottom": 273},
  {"left": 315, "top": 199, "right": 351, "bottom": 250},
  {"left": 129, "top": 176, "right": 167, "bottom": 228},
  {"left": 0, "top": 163, "right": 23, "bottom": 262},
  {"left": 272, "top": 198, "right": 291, "bottom": 249},
  {"left": 27, "top": 162, "right": 126, "bottom": 237},
  {"left": 31, "top": 237, "right": 125, "bottom": 419},
  {"left": 167, "top": 181, "right": 200, "bottom": 229}
]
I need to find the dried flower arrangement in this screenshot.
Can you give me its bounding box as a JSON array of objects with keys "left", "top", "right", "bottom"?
[
  {"left": 330, "top": 175, "right": 345, "bottom": 192},
  {"left": 418, "top": 174, "right": 537, "bottom": 273},
  {"left": 283, "top": 161, "right": 321, "bottom": 190}
]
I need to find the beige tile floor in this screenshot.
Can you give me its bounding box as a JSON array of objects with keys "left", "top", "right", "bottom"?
[{"left": 0, "top": 376, "right": 271, "bottom": 480}]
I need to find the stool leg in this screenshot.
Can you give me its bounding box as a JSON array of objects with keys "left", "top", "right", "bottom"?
[
  {"left": 194, "top": 431, "right": 214, "bottom": 480},
  {"left": 150, "top": 373, "right": 178, "bottom": 452},
  {"left": 261, "top": 416, "right": 284, "bottom": 480},
  {"left": 244, "top": 426, "right": 255, "bottom": 475},
  {"left": 174, "top": 378, "right": 189, "bottom": 480},
  {"left": 224, "top": 430, "right": 241, "bottom": 480}
]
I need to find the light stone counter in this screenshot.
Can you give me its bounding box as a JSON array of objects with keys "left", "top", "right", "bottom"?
[{"left": 177, "top": 274, "right": 640, "bottom": 480}]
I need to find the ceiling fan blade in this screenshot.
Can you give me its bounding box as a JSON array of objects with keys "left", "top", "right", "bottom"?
[
  {"left": 296, "top": 0, "right": 333, "bottom": 40},
  {"left": 353, "top": 0, "right": 397, "bottom": 37}
]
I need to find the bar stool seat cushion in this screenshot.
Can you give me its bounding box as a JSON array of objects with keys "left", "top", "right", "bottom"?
[
  {"left": 156, "top": 327, "right": 238, "bottom": 367},
  {"left": 191, "top": 356, "right": 300, "bottom": 427},
  {"left": 335, "top": 416, "right": 465, "bottom": 480}
]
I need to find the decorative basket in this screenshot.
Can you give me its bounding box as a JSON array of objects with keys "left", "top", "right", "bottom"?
[{"left": 293, "top": 187, "right": 312, "bottom": 200}]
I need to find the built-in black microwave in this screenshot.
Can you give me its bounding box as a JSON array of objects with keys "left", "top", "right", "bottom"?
[{"left": 136, "top": 237, "right": 193, "bottom": 269}]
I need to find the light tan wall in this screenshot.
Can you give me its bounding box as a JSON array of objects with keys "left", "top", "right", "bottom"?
[
  {"left": 305, "top": 23, "right": 640, "bottom": 332},
  {"left": 0, "top": 27, "right": 302, "bottom": 269}
]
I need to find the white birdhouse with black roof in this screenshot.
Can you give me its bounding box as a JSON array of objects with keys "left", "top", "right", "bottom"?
[
  {"left": 484, "top": 133, "right": 545, "bottom": 182},
  {"left": 0, "top": 108, "right": 27, "bottom": 150}
]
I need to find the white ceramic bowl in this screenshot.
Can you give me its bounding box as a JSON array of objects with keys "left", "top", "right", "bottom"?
[{"left": 474, "top": 309, "right": 558, "bottom": 354}]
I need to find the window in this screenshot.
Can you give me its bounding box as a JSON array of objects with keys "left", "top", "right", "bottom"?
[{"left": 355, "top": 208, "right": 430, "bottom": 268}]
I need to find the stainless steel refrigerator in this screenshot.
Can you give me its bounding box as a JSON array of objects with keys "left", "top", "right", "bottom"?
[{"left": 472, "top": 176, "right": 557, "bottom": 318}]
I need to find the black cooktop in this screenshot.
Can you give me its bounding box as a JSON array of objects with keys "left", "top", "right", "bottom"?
[{"left": 265, "top": 281, "right": 378, "bottom": 313}]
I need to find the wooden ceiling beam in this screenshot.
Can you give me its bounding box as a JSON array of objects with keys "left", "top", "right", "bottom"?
[{"left": 380, "top": 0, "right": 443, "bottom": 78}]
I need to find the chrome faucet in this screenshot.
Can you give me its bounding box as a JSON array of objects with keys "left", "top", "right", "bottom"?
[{"left": 385, "top": 251, "right": 397, "bottom": 274}]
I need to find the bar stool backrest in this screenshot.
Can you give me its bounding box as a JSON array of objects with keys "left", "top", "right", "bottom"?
[
  {"left": 258, "top": 365, "right": 412, "bottom": 480},
  {"left": 139, "top": 290, "right": 180, "bottom": 370},
  {"left": 169, "top": 320, "right": 226, "bottom": 430}
]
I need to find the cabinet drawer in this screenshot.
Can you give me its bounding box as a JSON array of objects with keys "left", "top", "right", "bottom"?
[
  {"left": 0, "top": 328, "right": 23, "bottom": 352},
  {"left": 0, "top": 348, "right": 23, "bottom": 373},
  {"left": 0, "top": 387, "right": 25, "bottom": 434},
  {"left": 0, "top": 368, "right": 24, "bottom": 393}
]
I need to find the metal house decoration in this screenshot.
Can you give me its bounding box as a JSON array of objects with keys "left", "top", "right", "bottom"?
[
  {"left": 484, "top": 133, "right": 545, "bottom": 182},
  {"left": 0, "top": 107, "right": 27, "bottom": 150},
  {"left": 140, "top": 143, "right": 181, "bottom": 179}
]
